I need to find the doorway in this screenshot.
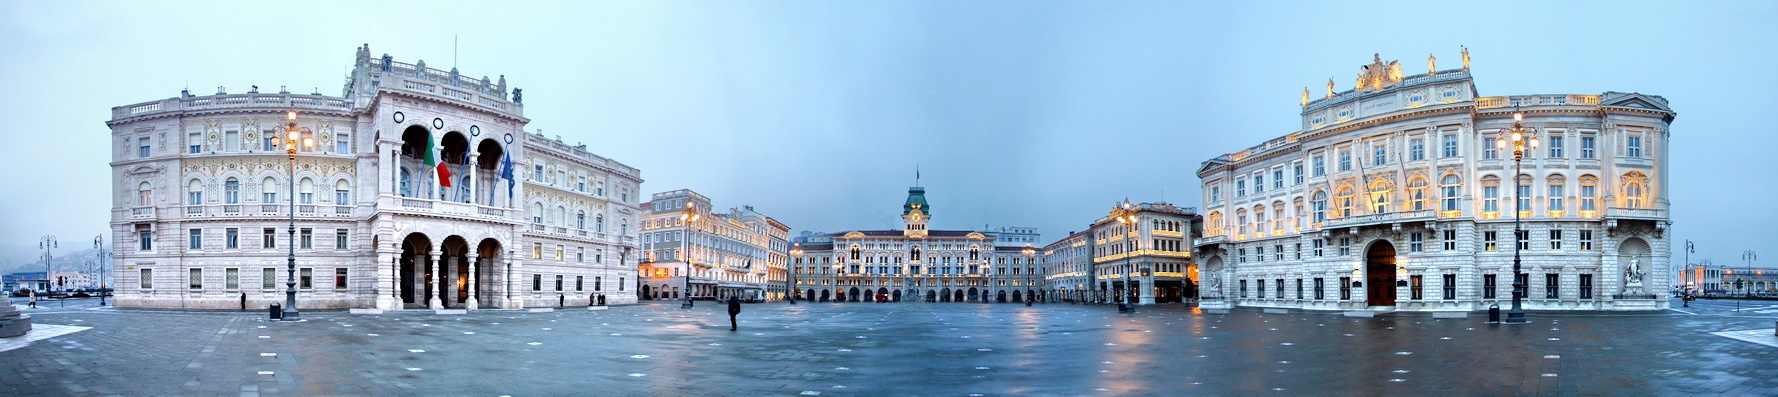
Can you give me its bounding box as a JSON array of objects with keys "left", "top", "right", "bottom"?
[{"left": 1366, "top": 240, "right": 1398, "bottom": 306}]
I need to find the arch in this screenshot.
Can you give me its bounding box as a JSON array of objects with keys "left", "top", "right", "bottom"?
[
  {"left": 399, "top": 232, "right": 436, "bottom": 306},
  {"left": 475, "top": 138, "right": 505, "bottom": 170},
  {"left": 1406, "top": 176, "right": 1429, "bottom": 211},
  {"left": 439, "top": 236, "right": 473, "bottom": 306},
  {"left": 892, "top": 289, "right": 902, "bottom": 302},
  {"left": 1012, "top": 290, "right": 1023, "bottom": 302},
  {"left": 1366, "top": 178, "right": 1394, "bottom": 214},
  {"left": 940, "top": 288, "right": 952, "bottom": 302},
  {"left": 926, "top": 289, "right": 937, "bottom": 302},
  {"left": 187, "top": 179, "right": 204, "bottom": 204},
  {"left": 400, "top": 125, "right": 432, "bottom": 160},
  {"left": 137, "top": 181, "right": 154, "bottom": 206},
  {"left": 1621, "top": 171, "right": 1650, "bottom": 208},
  {"left": 1365, "top": 240, "right": 1398, "bottom": 307},
  {"left": 877, "top": 287, "right": 888, "bottom": 302},
  {"left": 1334, "top": 184, "right": 1355, "bottom": 218},
  {"left": 955, "top": 289, "right": 966, "bottom": 302},
  {"left": 999, "top": 290, "right": 1009, "bottom": 303},
  {"left": 474, "top": 238, "right": 503, "bottom": 305},
  {"left": 1311, "top": 190, "right": 1328, "bottom": 223},
  {"left": 848, "top": 287, "right": 861, "bottom": 302},
  {"left": 805, "top": 289, "right": 816, "bottom": 302}
]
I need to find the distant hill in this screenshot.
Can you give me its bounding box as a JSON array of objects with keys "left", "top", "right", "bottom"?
[{"left": 2, "top": 248, "right": 109, "bottom": 275}]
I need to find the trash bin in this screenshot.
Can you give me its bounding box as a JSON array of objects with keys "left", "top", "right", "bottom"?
[
  {"left": 1487, "top": 304, "right": 1501, "bottom": 323},
  {"left": 270, "top": 303, "right": 283, "bottom": 320}
]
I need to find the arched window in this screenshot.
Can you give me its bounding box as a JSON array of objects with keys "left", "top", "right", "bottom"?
[
  {"left": 577, "top": 211, "right": 586, "bottom": 229},
  {"left": 850, "top": 245, "right": 862, "bottom": 260},
  {"left": 620, "top": 220, "right": 628, "bottom": 236},
  {"left": 910, "top": 246, "right": 921, "bottom": 261},
  {"left": 1367, "top": 180, "right": 1392, "bottom": 214},
  {"left": 1235, "top": 209, "right": 1249, "bottom": 235},
  {"left": 1482, "top": 176, "right": 1501, "bottom": 213},
  {"left": 138, "top": 182, "right": 153, "bottom": 206},
  {"left": 1334, "top": 186, "right": 1355, "bottom": 218},
  {"left": 298, "top": 178, "right": 315, "bottom": 204},
  {"left": 1547, "top": 174, "right": 1566, "bottom": 212},
  {"left": 1622, "top": 171, "right": 1649, "bottom": 208},
  {"left": 1272, "top": 201, "right": 1285, "bottom": 231},
  {"left": 530, "top": 203, "right": 544, "bottom": 224},
  {"left": 399, "top": 168, "right": 412, "bottom": 197},
  {"left": 1440, "top": 175, "right": 1461, "bottom": 212},
  {"left": 969, "top": 247, "right": 979, "bottom": 261},
  {"left": 224, "top": 178, "right": 240, "bottom": 204},
  {"left": 1311, "top": 191, "right": 1328, "bottom": 223},
  {"left": 1253, "top": 205, "right": 1267, "bottom": 231},
  {"left": 187, "top": 179, "right": 203, "bottom": 205},
  {"left": 1206, "top": 212, "right": 1223, "bottom": 236},
  {"left": 555, "top": 205, "right": 567, "bottom": 225},
  {"left": 334, "top": 180, "right": 349, "bottom": 206},
  {"left": 596, "top": 214, "right": 605, "bottom": 232},
  {"left": 1407, "top": 177, "right": 1428, "bottom": 211},
  {"left": 1579, "top": 175, "right": 1599, "bottom": 212},
  {"left": 262, "top": 177, "right": 278, "bottom": 203}
]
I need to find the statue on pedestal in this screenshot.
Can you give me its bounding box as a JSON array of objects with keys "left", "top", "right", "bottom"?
[{"left": 0, "top": 292, "right": 31, "bottom": 338}]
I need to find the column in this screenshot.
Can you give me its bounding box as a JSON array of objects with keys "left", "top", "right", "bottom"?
[
  {"left": 468, "top": 153, "right": 480, "bottom": 205},
  {"left": 375, "top": 234, "right": 399, "bottom": 310},
  {"left": 504, "top": 256, "right": 524, "bottom": 309},
  {"left": 433, "top": 145, "right": 445, "bottom": 201},
  {"left": 428, "top": 245, "right": 443, "bottom": 310},
  {"left": 466, "top": 256, "right": 480, "bottom": 310}
]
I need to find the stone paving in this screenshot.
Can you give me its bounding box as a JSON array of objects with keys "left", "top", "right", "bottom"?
[{"left": 0, "top": 297, "right": 1775, "bottom": 396}]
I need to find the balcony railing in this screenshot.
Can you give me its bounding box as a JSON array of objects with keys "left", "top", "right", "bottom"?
[
  {"left": 1322, "top": 209, "right": 1436, "bottom": 229},
  {"left": 335, "top": 206, "right": 352, "bottom": 215},
  {"left": 401, "top": 199, "right": 433, "bottom": 209},
  {"left": 1606, "top": 207, "right": 1664, "bottom": 220},
  {"left": 185, "top": 206, "right": 203, "bottom": 215},
  {"left": 223, "top": 205, "right": 241, "bottom": 214},
  {"left": 261, "top": 205, "right": 280, "bottom": 214},
  {"left": 298, "top": 205, "right": 316, "bottom": 214},
  {"left": 130, "top": 206, "right": 154, "bottom": 218}
]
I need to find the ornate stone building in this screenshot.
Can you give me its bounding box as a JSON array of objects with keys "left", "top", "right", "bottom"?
[
  {"left": 107, "top": 45, "right": 642, "bottom": 310},
  {"left": 1040, "top": 202, "right": 1199, "bottom": 305},
  {"left": 789, "top": 185, "right": 1044, "bottom": 303},
  {"left": 636, "top": 189, "right": 790, "bottom": 302},
  {"left": 1195, "top": 51, "right": 1673, "bottom": 312}
]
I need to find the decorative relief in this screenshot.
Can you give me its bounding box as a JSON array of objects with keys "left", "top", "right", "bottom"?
[
  {"left": 205, "top": 120, "right": 221, "bottom": 151},
  {"left": 1354, "top": 54, "right": 1404, "bottom": 93},
  {"left": 242, "top": 119, "right": 259, "bottom": 151},
  {"left": 179, "top": 158, "right": 356, "bottom": 177}
]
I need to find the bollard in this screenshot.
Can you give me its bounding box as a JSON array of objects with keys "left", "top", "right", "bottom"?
[
  {"left": 1488, "top": 304, "right": 1501, "bottom": 323},
  {"left": 270, "top": 303, "right": 283, "bottom": 320}
]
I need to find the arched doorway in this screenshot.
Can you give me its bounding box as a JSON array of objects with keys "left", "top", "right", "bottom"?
[
  {"left": 941, "top": 288, "right": 952, "bottom": 302},
  {"left": 1366, "top": 240, "right": 1398, "bottom": 306},
  {"left": 399, "top": 233, "right": 434, "bottom": 308},
  {"left": 892, "top": 289, "right": 902, "bottom": 302},
  {"left": 849, "top": 287, "right": 861, "bottom": 302},
  {"left": 820, "top": 289, "right": 831, "bottom": 302},
  {"left": 640, "top": 284, "right": 651, "bottom": 300},
  {"left": 954, "top": 289, "right": 965, "bottom": 302},
  {"left": 968, "top": 287, "right": 978, "bottom": 302},
  {"left": 806, "top": 289, "right": 816, "bottom": 302},
  {"left": 997, "top": 290, "right": 1007, "bottom": 303},
  {"left": 877, "top": 287, "right": 888, "bottom": 302},
  {"left": 1012, "top": 290, "right": 1022, "bottom": 302},
  {"left": 926, "top": 290, "right": 937, "bottom": 302}
]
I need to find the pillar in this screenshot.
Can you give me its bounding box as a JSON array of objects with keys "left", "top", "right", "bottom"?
[
  {"left": 428, "top": 246, "right": 443, "bottom": 309},
  {"left": 466, "top": 255, "right": 480, "bottom": 310},
  {"left": 433, "top": 145, "right": 445, "bottom": 201},
  {"left": 375, "top": 236, "right": 398, "bottom": 310},
  {"left": 468, "top": 153, "right": 479, "bottom": 205},
  {"left": 503, "top": 256, "right": 524, "bottom": 309}
]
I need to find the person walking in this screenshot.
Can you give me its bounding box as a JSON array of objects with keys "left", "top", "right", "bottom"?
[
  {"left": 28, "top": 289, "right": 36, "bottom": 309},
  {"left": 727, "top": 296, "right": 742, "bottom": 331}
]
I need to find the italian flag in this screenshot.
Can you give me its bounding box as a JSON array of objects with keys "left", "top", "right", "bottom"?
[{"left": 424, "top": 138, "right": 451, "bottom": 187}]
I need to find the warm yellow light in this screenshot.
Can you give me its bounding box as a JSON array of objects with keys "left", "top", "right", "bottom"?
[
  {"left": 1511, "top": 130, "right": 1522, "bottom": 142},
  {"left": 1496, "top": 138, "right": 1507, "bottom": 151},
  {"left": 288, "top": 130, "right": 299, "bottom": 141},
  {"left": 1513, "top": 112, "right": 1523, "bottom": 122},
  {"left": 286, "top": 111, "right": 297, "bottom": 121},
  {"left": 303, "top": 138, "right": 314, "bottom": 149},
  {"left": 1529, "top": 137, "right": 1540, "bottom": 149}
]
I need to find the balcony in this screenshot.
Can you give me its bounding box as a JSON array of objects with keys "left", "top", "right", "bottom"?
[
  {"left": 1321, "top": 210, "right": 1436, "bottom": 229},
  {"left": 129, "top": 206, "right": 155, "bottom": 219},
  {"left": 185, "top": 206, "right": 203, "bottom": 216},
  {"left": 1606, "top": 207, "right": 1665, "bottom": 221}
]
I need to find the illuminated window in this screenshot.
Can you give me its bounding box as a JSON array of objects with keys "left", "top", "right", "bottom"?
[
  {"left": 1549, "top": 230, "right": 1563, "bottom": 250},
  {"left": 1440, "top": 175, "right": 1461, "bottom": 212},
  {"left": 1484, "top": 231, "right": 1497, "bottom": 251},
  {"left": 1580, "top": 175, "right": 1598, "bottom": 212},
  {"left": 1334, "top": 186, "right": 1354, "bottom": 218},
  {"left": 1548, "top": 175, "right": 1566, "bottom": 212},
  {"left": 1408, "top": 177, "right": 1428, "bottom": 211}
]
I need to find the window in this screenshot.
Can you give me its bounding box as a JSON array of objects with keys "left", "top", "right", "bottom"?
[
  {"left": 1626, "top": 136, "right": 1643, "bottom": 158},
  {"left": 576, "top": 276, "right": 584, "bottom": 291},
  {"left": 336, "top": 229, "right": 349, "bottom": 250},
  {"left": 1338, "top": 238, "right": 1351, "bottom": 256},
  {"left": 1549, "top": 230, "right": 1563, "bottom": 250},
  {"left": 1516, "top": 230, "right": 1529, "bottom": 251},
  {"left": 1438, "top": 175, "right": 1460, "bottom": 212},
  {"left": 1274, "top": 244, "right": 1284, "bottom": 261},
  {"left": 1442, "top": 230, "right": 1456, "bottom": 251},
  {"left": 1335, "top": 187, "right": 1354, "bottom": 218},
  {"left": 141, "top": 268, "right": 153, "bottom": 289},
  {"left": 1409, "top": 138, "right": 1424, "bottom": 161},
  {"left": 1209, "top": 186, "right": 1220, "bottom": 202},
  {"left": 1409, "top": 232, "right": 1423, "bottom": 253},
  {"left": 299, "top": 228, "right": 313, "bottom": 249},
  {"left": 1273, "top": 169, "right": 1284, "bottom": 189},
  {"left": 1580, "top": 176, "right": 1598, "bottom": 212},
  {"left": 1339, "top": 277, "right": 1351, "bottom": 300},
  {"left": 189, "top": 228, "right": 202, "bottom": 249},
  {"left": 1484, "top": 135, "right": 1498, "bottom": 160},
  {"left": 1516, "top": 177, "right": 1532, "bottom": 214},
  {"left": 1408, "top": 178, "right": 1428, "bottom": 211},
  {"left": 556, "top": 244, "right": 565, "bottom": 261},
  {"left": 1253, "top": 175, "right": 1264, "bottom": 193},
  {"left": 1580, "top": 136, "right": 1596, "bottom": 159},
  {"left": 1312, "top": 156, "right": 1326, "bottom": 176},
  {"left": 226, "top": 228, "right": 239, "bottom": 249},
  {"left": 1254, "top": 245, "right": 1264, "bottom": 262},
  {"left": 263, "top": 177, "right": 278, "bottom": 203},
  {"left": 1441, "top": 274, "right": 1456, "bottom": 300},
  {"left": 1338, "top": 150, "right": 1351, "bottom": 171},
  {"left": 1409, "top": 275, "right": 1423, "bottom": 300},
  {"left": 1372, "top": 143, "right": 1387, "bottom": 166},
  {"left": 1548, "top": 136, "right": 1564, "bottom": 158},
  {"left": 336, "top": 133, "right": 350, "bottom": 154},
  {"left": 1312, "top": 239, "right": 1324, "bottom": 257},
  {"left": 595, "top": 276, "right": 603, "bottom": 291},
  {"left": 188, "top": 180, "right": 203, "bottom": 205},
  {"left": 225, "top": 130, "right": 239, "bottom": 152},
  {"left": 533, "top": 242, "right": 542, "bottom": 259},
  {"left": 596, "top": 215, "right": 605, "bottom": 232},
  {"left": 1295, "top": 279, "right": 1303, "bottom": 300},
  {"left": 263, "top": 228, "right": 276, "bottom": 249},
  {"left": 1579, "top": 230, "right": 1593, "bottom": 251},
  {"left": 1548, "top": 179, "right": 1565, "bottom": 212},
  {"left": 335, "top": 268, "right": 348, "bottom": 290},
  {"left": 533, "top": 165, "right": 545, "bottom": 181},
  {"left": 1579, "top": 274, "right": 1593, "bottom": 299},
  {"left": 1237, "top": 248, "right": 1247, "bottom": 264},
  {"left": 1236, "top": 181, "right": 1245, "bottom": 197},
  {"left": 300, "top": 268, "right": 312, "bottom": 289},
  {"left": 1442, "top": 134, "right": 1457, "bottom": 157},
  {"left": 533, "top": 274, "right": 542, "bottom": 291},
  {"left": 555, "top": 275, "right": 564, "bottom": 291},
  {"left": 1483, "top": 178, "right": 1500, "bottom": 213},
  {"left": 1239, "top": 280, "right": 1248, "bottom": 298},
  {"left": 139, "top": 137, "right": 151, "bottom": 158},
  {"left": 1293, "top": 163, "right": 1304, "bottom": 184},
  {"left": 190, "top": 268, "right": 203, "bottom": 290},
  {"left": 1276, "top": 279, "right": 1285, "bottom": 299},
  {"left": 1312, "top": 191, "right": 1328, "bottom": 223},
  {"left": 1625, "top": 176, "right": 1647, "bottom": 208},
  {"left": 223, "top": 178, "right": 241, "bottom": 204},
  {"left": 138, "top": 227, "right": 153, "bottom": 251},
  {"left": 189, "top": 132, "right": 202, "bottom": 153},
  {"left": 264, "top": 134, "right": 277, "bottom": 151},
  {"left": 335, "top": 181, "right": 349, "bottom": 206},
  {"left": 1313, "top": 277, "right": 1325, "bottom": 300},
  {"left": 1484, "top": 231, "right": 1498, "bottom": 251},
  {"left": 1257, "top": 278, "right": 1266, "bottom": 298},
  {"left": 1483, "top": 274, "right": 1497, "bottom": 299},
  {"left": 263, "top": 268, "right": 276, "bottom": 289},
  {"left": 619, "top": 278, "right": 624, "bottom": 291},
  {"left": 1544, "top": 273, "right": 1559, "bottom": 299},
  {"left": 138, "top": 182, "right": 153, "bottom": 206}
]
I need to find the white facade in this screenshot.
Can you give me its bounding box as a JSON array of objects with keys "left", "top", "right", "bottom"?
[
  {"left": 108, "top": 45, "right": 641, "bottom": 310},
  {"left": 1195, "top": 53, "right": 1673, "bottom": 312},
  {"left": 636, "top": 190, "right": 790, "bottom": 301}
]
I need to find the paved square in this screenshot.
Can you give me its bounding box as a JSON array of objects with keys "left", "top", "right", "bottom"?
[{"left": 2, "top": 298, "right": 1776, "bottom": 395}]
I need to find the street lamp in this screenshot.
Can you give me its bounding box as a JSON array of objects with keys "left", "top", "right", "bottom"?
[
  {"left": 94, "top": 235, "right": 106, "bottom": 306},
  {"left": 281, "top": 110, "right": 315, "bottom": 321},
  {"left": 680, "top": 204, "right": 700, "bottom": 309},
  {"left": 1741, "top": 250, "right": 1757, "bottom": 312},
  {"left": 1111, "top": 202, "right": 1141, "bottom": 311},
  {"left": 1022, "top": 244, "right": 1036, "bottom": 304},
  {"left": 39, "top": 235, "right": 56, "bottom": 298},
  {"left": 1494, "top": 109, "right": 1538, "bottom": 325},
  {"left": 789, "top": 243, "right": 802, "bottom": 304}
]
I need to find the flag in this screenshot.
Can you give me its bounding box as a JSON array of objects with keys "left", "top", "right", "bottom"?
[
  {"left": 499, "top": 150, "right": 514, "bottom": 203},
  {"left": 424, "top": 138, "right": 451, "bottom": 187}
]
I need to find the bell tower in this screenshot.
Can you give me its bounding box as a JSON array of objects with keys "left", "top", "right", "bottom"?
[{"left": 903, "top": 186, "right": 929, "bottom": 238}]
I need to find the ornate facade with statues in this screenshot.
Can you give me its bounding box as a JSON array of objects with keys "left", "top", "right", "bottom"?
[
  {"left": 1196, "top": 50, "right": 1673, "bottom": 312},
  {"left": 106, "top": 45, "right": 642, "bottom": 310}
]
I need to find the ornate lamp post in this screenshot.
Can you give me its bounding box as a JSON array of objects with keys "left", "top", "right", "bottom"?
[
  {"left": 680, "top": 204, "right": 700, "bottom": 309},
  {"left": 281, "top": 110, "right": 315, "bottom": 321},
  {"left": 1022, "top": 244, "right": 1036, "bottom": 304},
  {"left": 94, "top": 235, "right": 106, "bottom": 306},
  {"left": 1111, "top": 202, "right": 1141, "bottom": 311},
  {"left": 1494, "top": 109, "right": 1538, "bottom": 325},
  {"left": 1741, "top": 250, "right": 1757, "bottom": 312},
  {"left": 789, "top": 243, "right": 802, "bottom": 304}
]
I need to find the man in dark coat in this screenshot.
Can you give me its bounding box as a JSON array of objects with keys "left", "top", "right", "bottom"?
[{"left": 727, "top": 296, "right": 742, "bottom": 331}]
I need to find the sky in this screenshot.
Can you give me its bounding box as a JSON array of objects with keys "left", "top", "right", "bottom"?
[{"left": 0, "top": 1, "right": 1773, "bottom": 272}]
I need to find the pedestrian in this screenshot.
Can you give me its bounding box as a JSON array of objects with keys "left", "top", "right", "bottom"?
[
  {"left": 28, "top": 289, "right": 36, "bottom": 309},
  {"left": 727, "top": 296, "right": 742, "bottom": 331}
]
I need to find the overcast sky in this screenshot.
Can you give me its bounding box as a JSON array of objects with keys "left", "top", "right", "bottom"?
[{"left": 0, "top": 1, "right": 1772, "bottom": 271}]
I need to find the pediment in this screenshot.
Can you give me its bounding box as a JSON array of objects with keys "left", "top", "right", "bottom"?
[{"left": 1601, "top": 92, "right": 1672, "bottom": 112}]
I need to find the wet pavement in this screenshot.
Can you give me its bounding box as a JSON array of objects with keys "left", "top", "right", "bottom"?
[{"left": 1, "top": 298, "right": 1775, "bottom": 396}]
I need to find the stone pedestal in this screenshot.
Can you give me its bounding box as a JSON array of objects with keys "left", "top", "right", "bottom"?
[{"left": 0, "top": 299, "right": 31, "bottom": 338}]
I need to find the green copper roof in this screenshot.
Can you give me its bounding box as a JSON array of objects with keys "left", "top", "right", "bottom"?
[{"left": 902, "top": 187, "right": 929, "bottom": 216}]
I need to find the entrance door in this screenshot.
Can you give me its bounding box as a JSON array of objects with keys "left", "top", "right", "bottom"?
[{"left": 1366, "top": 241, "right": 1398, "bottom": 306}]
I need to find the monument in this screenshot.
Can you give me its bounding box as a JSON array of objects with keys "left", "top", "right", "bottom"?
[{"left": 0, "top": 293, "right": 30, "bottom": 337}]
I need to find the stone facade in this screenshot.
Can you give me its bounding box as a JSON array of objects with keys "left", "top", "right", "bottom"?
[
  {"left": 107, "top": 45, "right": 642, "bottom": 310},
  {"left": 1195, "top": 52, "right": 1673, "bottom": 312},
  {"left": 636, "top": 189, "right": 790, "bottom": 301}
]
